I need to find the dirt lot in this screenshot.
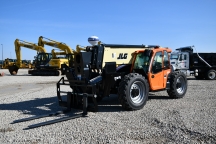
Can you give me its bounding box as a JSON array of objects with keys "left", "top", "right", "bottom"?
[{"left": 0, "top": 69, "right": 215, "bottom": 143}]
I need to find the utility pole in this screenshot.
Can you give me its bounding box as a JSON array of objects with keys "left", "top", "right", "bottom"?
[{"left": 1, "top": 44, "right": 3, "bottom": 68}]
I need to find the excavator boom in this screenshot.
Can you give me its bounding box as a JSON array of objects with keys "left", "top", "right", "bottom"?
[{"left": 38, "top": 36, "right": 75, "bottom": 54}]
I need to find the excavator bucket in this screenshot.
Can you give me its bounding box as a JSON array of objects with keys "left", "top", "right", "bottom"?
[{"left": 8, "top": 65, "right": 19, "bottom": 75}]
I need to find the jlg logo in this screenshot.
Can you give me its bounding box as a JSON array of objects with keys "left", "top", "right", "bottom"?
[{"left": 117, "top": 53, "right": 128, "bottom": 59}]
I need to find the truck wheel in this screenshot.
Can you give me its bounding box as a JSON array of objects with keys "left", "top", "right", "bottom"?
[
  {"left": 206, "top": 69, "right": 216, "bottom": 80},
  {"left": 167, "top": 71, "right": 187, "bottom": 99},
  {"left": 118, "top": 73, "right": 149, "bottom": 110}
]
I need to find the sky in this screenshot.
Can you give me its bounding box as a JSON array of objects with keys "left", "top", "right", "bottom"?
[{"left": 0, "top": 0, "right": 216, "bottom": 61}]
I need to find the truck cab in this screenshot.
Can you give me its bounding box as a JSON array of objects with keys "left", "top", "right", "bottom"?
[{"left": 170, "top": 51, "right": 191, "bottom": 76}]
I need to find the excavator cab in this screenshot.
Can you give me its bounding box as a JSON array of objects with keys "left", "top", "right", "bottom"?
[{"left": 34, "top": 53, "right": 52, "bottom": 69}]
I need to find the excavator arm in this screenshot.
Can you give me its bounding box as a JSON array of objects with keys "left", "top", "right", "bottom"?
[{"left": 8, "top": 39, "right": 47, "bottom": 75}]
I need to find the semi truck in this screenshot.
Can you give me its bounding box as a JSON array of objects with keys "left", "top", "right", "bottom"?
[{"left": 171, "top": 46, "right": 216, "bottom": 80}]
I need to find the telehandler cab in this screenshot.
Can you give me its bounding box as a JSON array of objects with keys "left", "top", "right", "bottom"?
[{"left": 12, "top": 43, "right": 187, "bottom": 129}]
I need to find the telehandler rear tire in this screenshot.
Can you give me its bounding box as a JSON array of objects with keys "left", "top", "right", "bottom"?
[
  {"left": 118, "top": 73, "right": 149, "bottom": 110},
  {"left": 167, "top": 71, "right": 187, "bottom": 99}
]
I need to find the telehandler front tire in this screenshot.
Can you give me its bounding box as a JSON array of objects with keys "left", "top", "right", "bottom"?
[
  {"left": 167, "top": 71, "right": 187, "bottom": 99},
  {"left": 118, "top": 73, "right": 149, "bottom": 110}
]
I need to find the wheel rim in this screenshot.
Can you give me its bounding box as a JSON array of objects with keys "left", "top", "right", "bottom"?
[
  {"left": 176, "top": 76, "right": 186, "bottom": 94},
  {"left": 208, "top": 71, "right": 216, "bottom": 79},
  {"left": 130, "top": 81, "right": 145, "bottom": 104}
]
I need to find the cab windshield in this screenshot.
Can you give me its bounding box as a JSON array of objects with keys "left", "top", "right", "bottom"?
[
  {"left": 170, "top": 54, "right": 178, "bottom": 60},
  {"left": 133, "top": 52, "right": 151, "bottom": 73},
  {"left": 35, "top": 53, "right": 52, "bottom": 66}
]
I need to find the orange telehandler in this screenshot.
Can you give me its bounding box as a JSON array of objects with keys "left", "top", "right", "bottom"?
[{"left": 12, "top": 43, "right": 188, "bottom": 129}]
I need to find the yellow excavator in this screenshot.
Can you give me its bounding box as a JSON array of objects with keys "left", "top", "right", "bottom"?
[
  {"left": 21, "top": 60, "right": 32, "bottom": 69},
  {"left": 2, "top": 58, "right": 16, "bottom": 69},
  {"left": 37, "top": 36, "right": 90, "bottom": 75},
  {"left": 38, "top": 36, "right": 87, "bottom": 62},
  {"left": 38, "top": 36, "right": 80, "bottom": 74},
  {"left": 2, "top": 58, "right": 32, "bottom": 69},
  {"left": 8, "top": 39, "right": 49, "bottom": 75}
]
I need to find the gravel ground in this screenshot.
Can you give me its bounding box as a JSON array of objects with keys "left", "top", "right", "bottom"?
[{"left": 0, "top": 69, "right": 215, "bottom": 144}]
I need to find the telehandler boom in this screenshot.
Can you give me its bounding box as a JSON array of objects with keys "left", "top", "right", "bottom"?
[{"left": 12, "top": 43, "right": 187, "bottom": 129}]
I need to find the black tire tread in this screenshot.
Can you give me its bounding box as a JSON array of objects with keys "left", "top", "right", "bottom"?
[
  {"left": 118, "top": 73, "right": 149, "bottom": 110},
  {"left": 167, "top": 71, "right": 187, "bottom": 99}
]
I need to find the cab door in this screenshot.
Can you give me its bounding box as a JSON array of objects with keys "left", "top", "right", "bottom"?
[
  {"left": 148, "top": 50, "right": 171, "bottom": 90},
  {"left": 148, "top": 51, "right": 164, "bottom": 90}
]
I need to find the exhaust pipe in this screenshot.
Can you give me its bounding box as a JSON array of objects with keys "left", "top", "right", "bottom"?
[{"left": 8, "top": 64, "right": 19, "bottom": 75}]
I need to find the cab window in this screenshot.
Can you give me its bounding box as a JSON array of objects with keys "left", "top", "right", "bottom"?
[
  {"left": 152, "top": 52, "right": 162, "bottom": 74},
  {"left": 163, "top": 51, "right": 169, "bottom": 69},
  {"left": 133, "top": 52, "right": 151, "bottom": 73},
  {"left": 179, "top": 54, "right": 187, "bottom": 61}
]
